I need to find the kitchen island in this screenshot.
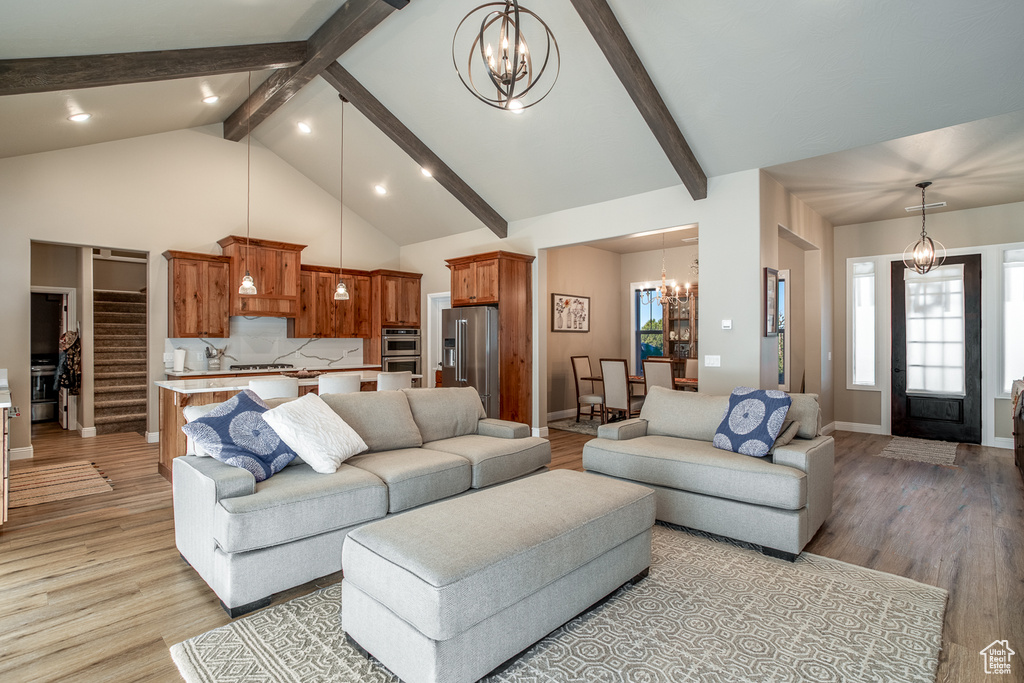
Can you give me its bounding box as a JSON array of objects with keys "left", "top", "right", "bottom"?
[{"left": 155, "top": 370, "right": 422, "bottom": 482}]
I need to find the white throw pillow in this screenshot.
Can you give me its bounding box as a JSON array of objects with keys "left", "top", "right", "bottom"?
[{"left": 262, "top": 393, "right": 368, "bottom": 473}]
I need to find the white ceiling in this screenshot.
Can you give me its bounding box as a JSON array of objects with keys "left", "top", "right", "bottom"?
[{"left": 2, "top": 0, "right": 1024, "bottom": 243}]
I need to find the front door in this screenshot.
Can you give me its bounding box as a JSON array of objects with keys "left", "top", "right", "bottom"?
[{"left": 891, "top": 254, "right": 981, "bottom": 443}]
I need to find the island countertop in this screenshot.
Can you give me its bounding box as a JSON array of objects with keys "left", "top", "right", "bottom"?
[
  {"left": 163, "top": 364, "right": 381, "bottom": 379},
  {"left": 155, "top": 371, "right": 422, "bottom": 395}
]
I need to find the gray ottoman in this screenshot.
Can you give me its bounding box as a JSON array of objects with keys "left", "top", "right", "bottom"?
[{"left": 341, "top": 469, "right": 656, "bottom": 683}]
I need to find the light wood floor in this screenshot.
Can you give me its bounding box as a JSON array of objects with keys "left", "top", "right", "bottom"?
[{"left": 1, "top": 425, "right": 1021, "bottom": 682}]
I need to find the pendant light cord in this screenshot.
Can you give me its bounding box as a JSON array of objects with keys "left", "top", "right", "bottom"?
[
  {"left": 246, "top": 71, "right": 252, "bottom": 271},
  {"left": 339, "top": 97, "right": 345, "bottom": 277}
]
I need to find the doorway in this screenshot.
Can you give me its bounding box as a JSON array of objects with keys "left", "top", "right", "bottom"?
[{"left": 890, "top": 255, "right": 982, "bottom": 443}]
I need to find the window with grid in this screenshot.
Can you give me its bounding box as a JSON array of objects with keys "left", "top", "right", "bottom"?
[
  {"left": 1004, "top": 249, "right": 1024, "bottom": 394},
  {"left": 905, "top": 263, "right": 965, "bottom": 395},
  {"left": 635, "top": 289, "right": 663, "bottom": 372},
  {"left": 850, "top": 261, "right": 875, "bottom": 386}
]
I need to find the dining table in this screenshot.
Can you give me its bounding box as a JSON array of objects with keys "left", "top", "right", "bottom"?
[{"left": 674, "top": 377, "right": 698, "bottom": 391}]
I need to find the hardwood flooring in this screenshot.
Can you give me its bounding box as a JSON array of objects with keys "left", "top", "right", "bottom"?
[{"left": 1, "top": 425, "right": 1021, "bottom": 682}]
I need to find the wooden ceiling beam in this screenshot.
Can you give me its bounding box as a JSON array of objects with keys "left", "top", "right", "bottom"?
[
  {"left": 568, "top": 0, "right": 708, "bottom": 200},
  {"left": 223, "top": 0, "right": 401, "bottom": 142},
  {"left": 322, "top": 62, "right": 508, "bottom": 238},
  {"left": 0, "top": 42, "right": 307, "bottom": 97}
]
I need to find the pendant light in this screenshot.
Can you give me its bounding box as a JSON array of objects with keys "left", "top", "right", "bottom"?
[
  {"left": 903, "top": 181, "right": 946, "bottom": 275},
  {"left": 238, "top": 71, "right": 258, "bottom": 295},
  {"left": 334, "top": 95, "right": 350, "bottom": 301}
]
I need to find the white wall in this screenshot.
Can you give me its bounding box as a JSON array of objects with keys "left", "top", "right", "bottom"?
[{"left": 0, "top": 125, "right": 401, "bottom": 449}]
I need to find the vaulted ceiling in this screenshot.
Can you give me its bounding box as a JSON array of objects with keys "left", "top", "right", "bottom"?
[{"left": 2, "top": 0, "right": 1023, "bottom": 244}]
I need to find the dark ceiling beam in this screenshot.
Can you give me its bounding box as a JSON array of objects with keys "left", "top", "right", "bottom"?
[
  {"left": 322, "top": 62, "right": 508, "bottom": 238},
  {"left": 0, "top": 42, "right": 307, "bottom": 97},
  {"left": 223, "top": 0, "right": 400, "bottom": 142},
  {"left": 568, "top": 0, "right": 708, "bottom": 200}
]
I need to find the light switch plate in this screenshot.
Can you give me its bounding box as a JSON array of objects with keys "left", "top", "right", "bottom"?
[
  {"left": 163, "top": 352, "right": 174, "bottom": 363},
  {"left": 705, "top": 355, "right": 721, "bottom": 367},
  {"left": 721, "top": 319, "right": 732, "bottom": 330}
]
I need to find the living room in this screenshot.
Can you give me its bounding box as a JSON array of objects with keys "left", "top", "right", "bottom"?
[{"left": 2, "top": 1, "right": 1023, "bottom": 682}]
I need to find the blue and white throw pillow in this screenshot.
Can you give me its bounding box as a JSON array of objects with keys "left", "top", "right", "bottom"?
[
  {"left": 181, "top": 389, "right": 296, "bottom": 481},
  {"left": 713, "top": 387, "right": 792, "bottom": 457}
]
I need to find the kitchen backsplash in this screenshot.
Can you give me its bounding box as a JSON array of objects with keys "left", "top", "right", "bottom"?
[{"left": 166, "top": 317, "right": 364, "bottom": 372}]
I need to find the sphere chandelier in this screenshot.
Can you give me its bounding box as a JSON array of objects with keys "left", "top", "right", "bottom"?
[
  {"left": 452, "top": 0, "right": 560, "bottom": 112},
  {"left": 903, "top": 181, "right": 946, "bottom": 275}
]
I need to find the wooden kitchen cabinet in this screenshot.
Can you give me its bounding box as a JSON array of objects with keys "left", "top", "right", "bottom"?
[
  {"left": 163, "top": 251, "right": 231, "bottom": 337},
  {"left": 376, "top": 271, "right": 422, "bottom": 327},
  {"left": 446, "top": 252, "right": 527, "bottom": 307},
  {"left": 218, "top": 236, "right": 305, "bottom": 318},
  {"left": 288, "top": 265, "right": 371, "bottom": 339}
]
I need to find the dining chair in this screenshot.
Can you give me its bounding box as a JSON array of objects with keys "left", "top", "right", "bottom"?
[
  {"left": 570, "top": 355, "right": 604, "bottom": 423},
  {"left": 318, "top": 372, "right": 362, "bottom": 395},
  {"left": 600, "top": 358, "right": 644, "bottom": 421},
  {"left": 376, "top": 371, "right": 413, "bottom": 391},
  {"left": 642, "top": 358, "right": 675, "bottom": 393},
  {"left": 248, "top": 377, "right": 299, "bottom": 400},
  {"left": 683, "top": 357, "right": 699, "bottom": 391}
]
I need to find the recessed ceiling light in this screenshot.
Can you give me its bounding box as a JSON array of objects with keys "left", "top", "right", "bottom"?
[
  {"left": 421, "top": 168, "right": 433, "bottom": 178},
  {"left": 374, "top": 184, "right": 388, "bottom": 196},
  {"left": 297, "top": 122, "right": 312, "bottom": 134},
  {"left": 202, "top": 95, "right": 220, "bottom": 104},
  {"left": 68, "top": 113, "right": 91, "bottom": 122}
]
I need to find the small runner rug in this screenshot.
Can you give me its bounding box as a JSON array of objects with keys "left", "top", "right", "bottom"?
[
  {"left": 172, "top": 524, "right": 947, "bottom": 683},
  {"left": 8, "top": 461, "right": 112, "bottom": 508},
  {"left": 877, "top": 436, "right": 959, "bottom": 466},
  {"left": 547, "top": 416, "right": 601, "bottom": 436}
]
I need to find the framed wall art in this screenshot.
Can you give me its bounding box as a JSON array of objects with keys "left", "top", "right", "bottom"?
[
  {"left": 552, "top": 294, "right": 590, "bottom": 332},
  {"left": 764, "top": 267, "right": 779, "bottom": 336}
]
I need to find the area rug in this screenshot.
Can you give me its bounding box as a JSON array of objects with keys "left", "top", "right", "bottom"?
[
  {"left": 547, "top": 416, "right": 601, "bottom": 436},
  {"left": 171, "top": 524, "right": 947, "bottom": 683},
  {"left": 8, "top": 461, "right": 112, "bottom": 508},
  {"left": 877, "top": 436, "right": 958, "bottom": 466}
]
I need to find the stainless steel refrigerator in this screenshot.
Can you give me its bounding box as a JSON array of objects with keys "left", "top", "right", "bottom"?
[{"left": 442, "top": 306, "right": 499, "bottom": 418}]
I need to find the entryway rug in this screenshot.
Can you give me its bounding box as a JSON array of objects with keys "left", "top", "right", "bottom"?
[
  {"left": 171, "top": 524, "right": 947, "bottom": 683},
  {"left": 877, "top": 436, "right": 959, "bottom": 466},
  {"left": 8, "top": 461, "right": 112, "bottom": 508},
  {"left": 547, "top": 416, "right": 601, "bottom": 436}
]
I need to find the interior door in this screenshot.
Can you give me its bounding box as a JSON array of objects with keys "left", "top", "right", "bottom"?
[{"left": 891, "top": 254, "right": 981, "bottom": 443}]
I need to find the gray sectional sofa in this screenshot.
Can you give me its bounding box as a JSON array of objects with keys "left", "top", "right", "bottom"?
[
  {"left": 583, "top": 386, "right": 834, "bottom": 560},
  {"left": 173, "top": 387, "right": 551, "bottom": 616}
]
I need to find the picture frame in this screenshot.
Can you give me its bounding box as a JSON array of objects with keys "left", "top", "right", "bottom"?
[
  {"left": 552, "top": 293, "right": 590, "bottom": 332},
  {"left": 764, "top": 267, "right": 779, "bottom": 337}
]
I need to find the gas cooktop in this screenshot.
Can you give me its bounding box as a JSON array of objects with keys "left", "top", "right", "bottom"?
[{"left": 229, "top": 363, "right": 295, "bottom": 371}]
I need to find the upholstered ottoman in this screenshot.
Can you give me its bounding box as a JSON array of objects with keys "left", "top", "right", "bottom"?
[{"left": 341, "top": 469, "right": 656, "bottom": 683}]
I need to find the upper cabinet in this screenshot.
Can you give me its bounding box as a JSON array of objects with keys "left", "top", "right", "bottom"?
[
  {"left": 373, "top": 270, "right": 422, "bottom": 327},
  {"left": 446, "top": 252, "right": 528, "bottom": 307},
  {"left": 163, "top": 251, "right": 231, "bottom": 338},
  {"left": 663, "top": 286, "right": 698, "bottom": 360},
  {"left": 218, "top": 236, "right": 305, "bottom": 318},
  {"left": 288, "top": 265, "right": 371, "bottom": 339}
]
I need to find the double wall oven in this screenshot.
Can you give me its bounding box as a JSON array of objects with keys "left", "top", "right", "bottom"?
[{"left": 381, "top": 328, "right": 421, "bottom": 375}]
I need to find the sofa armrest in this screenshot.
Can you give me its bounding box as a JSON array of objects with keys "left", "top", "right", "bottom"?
[
  {"left": 773, "top": 435, "right": 834, "bottom": 538},
  {"left": 174, "top": 455, "right": 255, "bottom": 501},
  {"left": 477, "top": 418, "right": 530, "bottom": 439},
  {"left": 772, "top": 435, "right": 832, "bottom": 473},
  {"left": 596, "top": 418, "right": 648, "bottom": 441}
]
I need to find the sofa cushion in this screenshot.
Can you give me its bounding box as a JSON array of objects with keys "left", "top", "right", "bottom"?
[
  {"left": 422, "top": 435, "right": 551, "bottom": 488},
  {"left": 263, "top": 393, "right": 368, "bottom": 473},
  {"left": 213, "top": 463, "right": 387, "bottom": 553},
  {"left": 640, "top": 386, "right": 730, "bottom": 442},
  {"left": 320, "top": 391, "right": 423, "bottom": 453},
  {"left": 713, "top": 387, "right": 792, "bottom": 457},
  {"left": 583, "top": 435, "right": 806, "bottom": 510},
  {"left": 401, "top": 387, "right": 486, "bottom": 443},
  {"left": 346, "top": 448, "right": 471, "bottom": 513},
  {"left": 787, "top": 393, "right": 822, "bottom": 438},
  {"left": 180, "top": 389, "right": 296, "bottom": 482},
  {"left": 771, "top": 420, "right": 801, "bottom": 453}
]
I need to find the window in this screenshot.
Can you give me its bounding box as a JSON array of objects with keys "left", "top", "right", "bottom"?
[
  {"left": 849, "top": 260, "right": 876, "bottom": 387},
  {"left": 635, "top": 288, "right": 663, "bottom": 372},
  {"left": 1004, "top": 249, "right": 1024, "bottom": 394},
  {"left": 904, "top": 263, "right": 965, "bottom": 395}
]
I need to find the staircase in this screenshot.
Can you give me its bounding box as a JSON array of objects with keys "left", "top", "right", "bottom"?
[{"left": 93, "top": 290, "right": 147, "bottom": 435}]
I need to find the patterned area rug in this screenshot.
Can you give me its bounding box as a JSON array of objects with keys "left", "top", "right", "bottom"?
[
  {"left": 8, "top": 461, "right": 112, "bottom": 508},
  {"left": 172, "top": 525, "right": 947, "bottom": 683},
  {"left": 547, "top": 416, "right": 601, "bottom": 436},
  {"left": 877, "top": 436, "right": 959, "bottom": 466}
]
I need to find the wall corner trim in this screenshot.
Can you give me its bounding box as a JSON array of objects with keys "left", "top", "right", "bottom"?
[
  {"left": 533, "top": 427, "right": 550, "bottom": 438},
  {"left": 832, "top": 421, "right": 887, "bottom": 435},
  {"left": 9, "top": 446, "right": 34, "bottom": 460},
  {"left": 79, "top": 427, "right": 97, "bottom": 439},
  {"left": 146, "top": 431, "right": 160, "bottom": 444}
]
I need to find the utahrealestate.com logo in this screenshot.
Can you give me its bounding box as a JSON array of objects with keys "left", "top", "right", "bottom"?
[{"left": 980, "top": 640, "right": 1015, "bottom": 675}]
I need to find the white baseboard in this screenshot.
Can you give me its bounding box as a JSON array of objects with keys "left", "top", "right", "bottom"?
[
  {"left": 10, "top": 446, "right": 34, "bottom": 460},
  {"left": 821, "top": 421, "right": 836, "bottom": 435},
  {"left": 80, "top": 426, "right": 97, "bottom": 438},
  {"left": 991, "top": 436, "right": 1013, "bottom": 450},
  {"left": 833, "top": 421, "right": 888, "bottom": 435},
  {"left": 546, "top": 408, "right": 578, "bottom": 422},
  {"left": 533, "top": 427, "right": 550, "bottom": 438},
  {"left": 146, "top": 431, "right": 160, "bottom": 444}
]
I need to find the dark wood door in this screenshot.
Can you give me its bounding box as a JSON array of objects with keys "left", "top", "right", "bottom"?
[{"left": 891, "top": 254, "right": 981, "bottom": 443}]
